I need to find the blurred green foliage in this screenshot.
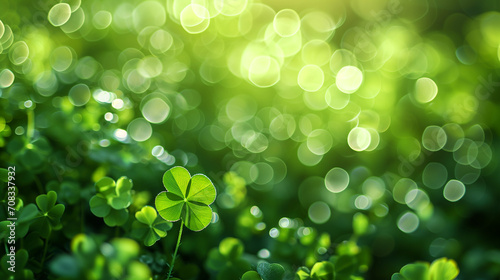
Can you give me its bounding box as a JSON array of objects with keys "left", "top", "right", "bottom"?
[{"left": 1, "top": 0, "right": 500, "bottom": 279}]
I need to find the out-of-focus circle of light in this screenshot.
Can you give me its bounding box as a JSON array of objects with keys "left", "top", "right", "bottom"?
[
  {"left": 348, "top": 127, "right": 371, "bottom": 151},
  {"left": 307, "top": 129, "right": 333, "bottom": 155},
  {"left": 132, "top": 1, "right": 166, "bottom": 31},
  {"left": 414, "top": 77, "right": 438, "bottom": 104},
  {"left": 422, "top": 162, "right": 448, "bottom": 189},
  {"left": 336, "top": 66, "right": 363, "bottom": 94},
  {"left": 393, "top": 178, "right": 418, "bottom": 204},
  {"left": 398, "top": 211, "right": 419, "bottom": 233},
  {"left": 127, "top": 118, "right": 152, "bottom": 142},
  {"left": 48, "top": 3, "right": 72, "bottom": 27},
  {"left": 180, "top": 4, "right": 210, "bottom": 34},
  {"left": 308, "top": 201, "right": 331, "bottom": 224},
  {"left": 93, "top": 10, "right": 112, "bottom": 30},
  {"left": 138, "top": 56, "right": 163, "bottom": 78},
  {"left": 325, "top": 84, "right": 350, "bottom": 110},
  {"left": 68, "top": 84, "right": 91, "bottom": 106},
  {"left": 248, "top": 56, "right": 280, "bottom": 88},
  {"left": 142, "top": 97, "right": 170, "bottom": 124},
  {"left": 214, "top": 0, "right": 248, "bottom": 16},
  {"left": 325, "top": 167, "right": 349, "bottom": 193},
  {"left": 257, "top": 249, "right": 270, "bottom": 259},
  {"left": 442, "top": 123, "right": 464, "bottom": 152},
  {"left": 9, "top": 41, "right": 29, "bottom": 65},
  {"left": 298, "top": 65, "right": 324, "bottom": 92},
  {"left": 273, "top": 9, "right": 301, "bottom": 37},
  {"left": 443, "top": 180, "right": 466, "bottom": 202},
  {"left": 50, "top": 46, "right": 73, "bottom": 72},
  {"left": 422, "top": 125, "right": 447, "bottom": 152},
  {"left": 0, "top": 69, "right": 15, "bottom": 88}
]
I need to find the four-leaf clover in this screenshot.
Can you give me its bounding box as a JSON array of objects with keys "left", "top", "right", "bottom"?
[{"left": 155, "top": 166, "right": 216, "bottom": 231}]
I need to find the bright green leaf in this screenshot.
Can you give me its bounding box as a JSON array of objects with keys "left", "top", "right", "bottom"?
[
  {"left": 135, "top": 205, "right": 157, "bottom": 225},
  {"left": 311, "top": 261, "right": 335, "bottom": 280},
  {"left": 353, "top": 213, "right": 369, "bottom": 236},
  {"left": 156, "top": 166, "right": 216, "bottom": 231},
  {"left": 162, "top": 166, "right": 191, "bottom": 198},
  {"left": 95, "top": 177, "right": 116, "bottom": 197},
  {"left": 400, "top": 263, "right": 430, "bottom": 280},
  {"left": 109, "top": 193, "right": 132, "bottom": 210},
  {"left": 219, "top": 237, "right": 244, "bottom": 260},
  {"left": 184, "top": 201, "right": 213, "bottom": 231},
  {"left": 429, "top": 258, "right": 459, "bottom": 280},
  {"left": 116, "top": 177, "right": 133, "bottom": 195},
  {"left": 132, "top": 206, "right": 172, "bottom": 246},
  {"left": 295, "top": 266, "right": 311, "bottom": 280},
  {"left": 89, "top": 195, "right": 111, "bottom": 217}
]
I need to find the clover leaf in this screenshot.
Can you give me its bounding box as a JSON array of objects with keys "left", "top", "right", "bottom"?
[
  {"left": 392, "top": 258, "right": 459, "bottom": 280},
  {"left": 242, "top": 271, "right": 262, "bottom": 280},
  {"left": 32, "top": 191, "right": 65, "bottom": 238},
  {"left": 89, "top": 176, "right": 133, "bottom": 227},
  {"left": 131, "top": 206, "right": 172, "bottom": 246},
  {"left": 429, "top": 258, "right": 459, "bottom": 280},
  {"left": 0, "top": 249, "right": 33, "bottom": 279},
  {"left": 205, "top": 237, "right": 250, "bottom": 280},
  {"left": 95, "top": 176, "right": 133, "bottom": 210},
  {"left": 257, "top": 262, "right": 286, "bottom": 280},
  {"left": 294, "top": 261, "right": 336, "bottom": 280},
  {"left": 155, "top": 166, "right": 216, "bottom": 231}
]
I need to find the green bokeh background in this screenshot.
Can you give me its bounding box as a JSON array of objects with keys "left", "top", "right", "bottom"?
[{"left": 1, "top": 0, "right": 500, "bottom": 279}]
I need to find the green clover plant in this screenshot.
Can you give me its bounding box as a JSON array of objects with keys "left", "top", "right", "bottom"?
[
  {"left": 89, "top": 176, "right": 133, "bottom": 227},
  {"left": 294, "top": 262, "right": 335, "bottom": 280},
  {"left": 32, "top": 191, "right": 65, "bottom": 238},
  {"left": 131, "top": 205, "right": 172, "bottom": 246},
  {"left": 31, "top": 191, "right": 66, "bottom": 268},
  {"left": 241, "top": 262, "right": 285, "bottom": 280},
  {"left": 0, "top": 249, "right": 33, "bottom": 280},
  {"left": 205, "top": 237, "right": 250, "bottom": 280},
  {"left": 50, "top": 234, "right": 152, "bottom": 280},
  {"left": 155, "top": 166, "right": 216, "bottom": 279},
  {"left": 392, "top": 258, "right": 459, "bottom": 280}
]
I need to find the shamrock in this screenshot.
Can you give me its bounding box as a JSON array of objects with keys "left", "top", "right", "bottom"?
[
  {"left": 131, "top": 206, "right": 172, "bottom": 246},
  {"left": 257, "top": 262, "right": 286, "bottom": 280},
  {"left": 32, "top": 191, "right": 65, "bottom": 238},
  {"left": 241, "top": 262, "right": 286, "bottom": 280},
  {"left": 293, "top": 261, "right": 335, "bottom": 280},
  {"left": 205, "top": 237, "right": 250, "bottom": 280},
  {"left": 89, "top": 176, "right": 133, "bottom": 227},
  {"left": 0, "top": 249, "right": 33, "bottom": 279},
  {"left": 392, "top": 258, "right": 459, "bottom": 280},
  {"left": 155, "top": 166, "right": 216, "bottom": 231}
]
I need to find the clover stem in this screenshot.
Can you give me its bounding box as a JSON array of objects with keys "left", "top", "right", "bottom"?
[
  {"left": 27, "top": 108, "right": 34, "bottom": 142},
  {"left": 167, "top": 219, "right": 184, "bottom": 280},
  {"left": 41, "top": 228, "right": 52, "bottom": 269}
]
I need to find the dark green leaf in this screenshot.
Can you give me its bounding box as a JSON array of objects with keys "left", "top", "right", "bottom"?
[
  {"left": 242, "top": 271, "right": 262, "bottom": 280},
  {"left": 104, "top": 208, "right": 129, "bottom": 227},
  {"left": 89, "top": 195, "right": 111, "bottom": 217},
  {"left": 257, "top": 262, "right": 285, "bottom": 280}
]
